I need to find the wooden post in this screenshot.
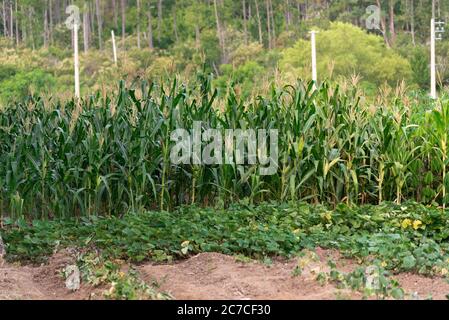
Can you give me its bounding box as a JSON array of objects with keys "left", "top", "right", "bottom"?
[
  {"left": 74, "top": 21, "right": 80, "bottom": 98},
  {"left": 310, "top": 30, "right": 317, "bottom": 90}
]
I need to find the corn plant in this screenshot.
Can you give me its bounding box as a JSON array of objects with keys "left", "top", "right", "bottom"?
[{"left": 0, "top": 77, "right": 444, "bottom": 219}]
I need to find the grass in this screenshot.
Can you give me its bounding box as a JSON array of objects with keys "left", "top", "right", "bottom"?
[{"left": 0, "top": 77, "right": 448, "bottom": 220}]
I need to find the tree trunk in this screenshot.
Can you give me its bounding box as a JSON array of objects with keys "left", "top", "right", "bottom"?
[
  {"left": 195, "top": 24, "right": 200, "bottom": 48},
  {"left": 55, "top": 0, "right": 60, "bottom": 24},
  {"left": 90, "top": 2, "right": 95, "bottom": 35},
  {"left": 9, "top": 0, "right": 13, "bottom": 40},
  {"left": 147, "top": 2, "right": 154, "bottom": 49},
  {"left": 269, "top": 0, "right": 275, "bottom": 47},
  {"left": 112, "top": 0, "right": 118, "bottom": 29},
  {"left": 376, "top": 0, "right": 390, "bottom": 48},
  {"left": 137, "top": 0, "right": 141, "bottom": 48},
  {"left": 255, "top": 0, "right": 263, "bottom": 44},
  {"left": 21, "top": 5, "right": 26, "bottom": 43},
  {"left": 389, "top": 0, "right": 396, "bottom": 46},
  {"left": 29, "top": 7, "right": 34, "bottom": 50},
  {"left": 297, "top": 0, "right": 301, "bottom": 22},
  {"left": 304, "top": 0, "right": 308, "bottom": 20},
  {"left": 83, "top": 6, "right": 89, "bottom": 53},
  {"left": 120, "top": 0, "right": 126, "bottom": 46},
  {"left": 173, "top": 1, "right": 178, "bottom": 42},
  {"left": 242, "top": 0, "right": 248, "bottom": 45},
  {"left": 121, "top": 0, "right": 126, "bottom": 44},
  {"left": 44, "top": 5, "right": 48, "bottom": 47},
  {"left": 95, "top": 0, "right": 102, "bottom": 50},
  {"left": 14, "top": 0, "right": 18, "bottom": 45},
  {"left": 285, "top": 0, "right": 291, "bottom": 30},
  {"left": 49, "top": 0, "right": 53, "bottom": 45},
  {"left": 410, "top": 0, "right": 415, "bottom": 46},
  {"left": 213, "top": 0, "right": 226, "bottom": 64},
  {"left": 265, "top": 0, "right": 271, "bottom": 48},
  {"left": 157, "top": 0, "right": 162, "bottom": 42},
  {"left": 432, "top": 0, "right": 435, "bottom": 19},
  {"left": 2, "top": 1, "right": 6, "bottom": 38}
]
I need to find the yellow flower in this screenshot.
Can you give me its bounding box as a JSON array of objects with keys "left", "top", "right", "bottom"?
[
  {"left": 181, "top": 240, "right": 190, "bottom": 248},
  {"left": 441, "top": 268, "right": 448, "bottom": 276},
  {"left": 412, "top": 220, "right": 422, "bottom": 230},
  {"left": 298, "top": 258, "right": 309, "bottom": 268},
  {"left": 401, "top": 218, "right": 412, "bottom": 229},
  {"left": 381, "top": 261, "right": 387, "bottom": 268}
]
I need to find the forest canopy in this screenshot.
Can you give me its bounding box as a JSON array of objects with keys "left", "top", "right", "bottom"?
[{"left": 0, "top": 0, "right": 447, "bottom": 101}]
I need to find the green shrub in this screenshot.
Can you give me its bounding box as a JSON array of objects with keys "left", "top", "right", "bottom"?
[{"left": 280, "top": 22, "right": 413, "bottom": 87}]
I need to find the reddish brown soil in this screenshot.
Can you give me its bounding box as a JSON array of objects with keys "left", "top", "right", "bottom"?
[
  {"left": 139, "top": 251, "right": 359, "bottom": 300},
  {"left": 394, "top": 273, "right": 449, "bottom": 300},
  {"left": 138, "top": 250, "right": 449, "bottom": 300},
  {"left": 0, "top": 250, "right": 100, "bottom": 300},
  {"left": 1, "top": 249, "right": 449, "bottom": 300}
]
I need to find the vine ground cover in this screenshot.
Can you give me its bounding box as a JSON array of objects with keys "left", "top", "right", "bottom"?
[
  {"left": 2, "top": 201, "right": 449, "bottom": 299},
  {"left": 3, "top": 202, "right": 448, "bottom": 272}
]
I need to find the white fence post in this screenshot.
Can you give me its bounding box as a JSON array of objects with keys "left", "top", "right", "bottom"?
[
  {"left": 431, "top": 18, "right": 437, "bottom": 99},
  {"left": 310, "top": 30, "right": 318, "bottom": 90}
]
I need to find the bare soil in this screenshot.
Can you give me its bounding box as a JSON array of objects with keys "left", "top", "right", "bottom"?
[
  {"left": 0, "top": 250, "right": 100, "bottom": 300},
  {"left": 138, "top": 249, "right": 449, "bottom": 300},
  {"left": 1, "top": 248, "right": 449, "bottom": 300}
]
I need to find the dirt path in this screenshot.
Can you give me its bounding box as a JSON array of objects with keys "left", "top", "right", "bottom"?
[
  {"left": 0, "top": 251, "right": 97, "bottom": 300},
  {"left": 139, "top": 251, "right": 356, "bottom": 300},
  {"left": 138, "top": 250, "right": 449, "bottom": 300},
  {"left": 1, "top": 249, "right": 449, "bottom": 300}
]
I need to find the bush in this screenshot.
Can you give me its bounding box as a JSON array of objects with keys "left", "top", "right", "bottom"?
[
  {"left": 280, "top": 22, "right": 413, "bottom": 88},
  {"left": 0, "top": 64, "right": 18, "bottom": 82},
  {"left": 215, "top": 61, "right": 265, "bottom": 97},
  {"left": 410, "top": 47, "right": 430, "bottom": 89},
  {"left": 0, "top": 69, "right": 56, "bottom": 103}
]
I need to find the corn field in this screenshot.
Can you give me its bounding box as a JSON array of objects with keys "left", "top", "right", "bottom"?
[{"left": 0, "top": 78, "right": 448, "bottom": 219}]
